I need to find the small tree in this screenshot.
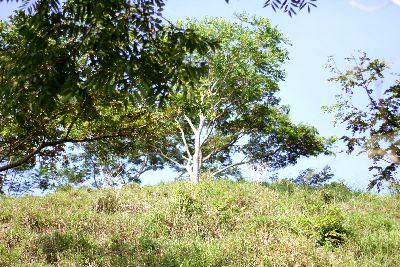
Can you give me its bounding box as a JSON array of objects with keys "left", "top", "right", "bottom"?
[
  {"left": 291, "top": 166, "right": 334, "bottom": 187},
  {"left": 325, "top": 52, "right": 399, "bottom": 190}
]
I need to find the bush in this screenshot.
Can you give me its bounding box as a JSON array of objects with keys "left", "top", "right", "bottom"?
[
  {"left": 314, "top": 208, "right": 352, "bottom": 247},
  {"left": 291, "top": 166, "right": 334, "bottom": 187},
  {"left": 174, "top": 190, "right": 203, "bottom": 218},
  {"left": 267, "top": 179, "right": 296, "bottom": 195},
  {"left": 93, "top": 191, "right": 119, "bottom": 213}
]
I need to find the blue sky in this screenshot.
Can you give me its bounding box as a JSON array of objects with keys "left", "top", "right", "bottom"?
[
  {"left": 163, "top": 0, "right": 400, "bottom": 190},
  {"left": 1, "top": 0, "right": 399, "bottom": 190}
]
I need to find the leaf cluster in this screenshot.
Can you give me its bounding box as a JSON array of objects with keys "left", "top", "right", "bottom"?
[
  {"left": 225, "top": 0, "right": 318, "bottom": 17},
  {"left": 325, "top": 52, "right": 399, "bottom": 190}
]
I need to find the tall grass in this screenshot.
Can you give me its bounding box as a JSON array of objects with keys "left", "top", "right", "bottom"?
[{"left": 0, "top": 180, "right": 399, "bottom": 266}]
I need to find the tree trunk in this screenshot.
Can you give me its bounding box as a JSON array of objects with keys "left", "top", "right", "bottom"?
[
  {"left": 184, "top": 114, "right": 205, "bottom": 183},
  {"left": 191, "top": 128, "right": 202, "bottom": 183},
  {"left": 0, "top": 175, "right": 4, "bottom": 195}
]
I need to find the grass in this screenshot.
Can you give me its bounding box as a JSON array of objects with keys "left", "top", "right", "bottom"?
[{"left": 0, "top": 180, "right": 399, "bottom": 266}]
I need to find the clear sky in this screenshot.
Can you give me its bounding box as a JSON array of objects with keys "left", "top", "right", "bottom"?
[
  {"left": 1, "top": 0, "right": 399, "bottom": 190},
  {"left": 163, "top": 0, "right": 400, "bottom": 190}
]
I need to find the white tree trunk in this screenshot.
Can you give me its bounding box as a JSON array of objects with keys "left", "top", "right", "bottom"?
[
  {"left": 183, "top": 114, "right": 205, "bottom": 183},
  {"left": 191, "top": 126, "right": 203, "bottom": 183}
]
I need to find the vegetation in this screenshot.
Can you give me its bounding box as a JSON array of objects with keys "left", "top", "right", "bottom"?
[
  {"left": 226, "top": 0, "right": 318, "bottom": 17},
  {"left": 0, "top": 1, "right": 397, "bottom": 266},
  {"left": 0, "top": 180, "right": 399, "bottom": 266},
  {"left": 325, "top": 52, "right": 400, "bottom": 190},
  {"left": 143, "top": 15, "right": 332, "bottom": 183},
  {"left": 0, "top": 8, "right": 331, "bottom": 194},
  {"left": 0, "top": 0, "right": 217, "bottom": 176}
]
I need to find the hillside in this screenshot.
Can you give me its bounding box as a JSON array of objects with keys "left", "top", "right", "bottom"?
[{"left": 0, "top": 180, "right": 399, "bottom": 266}]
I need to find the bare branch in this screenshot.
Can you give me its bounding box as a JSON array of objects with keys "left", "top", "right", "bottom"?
[
  {"left": 156, "top": 149, "right": 185, "bottom": 169},
  {"left": 211, "top": 158, "right": 249, "bottom": 177},
  {"left": 184, "top": 114, "right": 197, "bottom": 134},
  {"left": 203, "top": 134, "right": 242, "bottom": 161},
  {"left": 176, "top": 119, "right": 192, "bottom": 162}
]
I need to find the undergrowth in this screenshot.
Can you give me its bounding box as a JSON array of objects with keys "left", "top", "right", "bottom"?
[{"left": 0, "top": 180, "right": 399, "bottom": 266}]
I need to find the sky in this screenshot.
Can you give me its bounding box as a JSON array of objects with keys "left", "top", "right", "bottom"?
[
  {"left": 0, "top": 0, "right": 399, "bottom": 190},
  {"left": 162, "top": 0, "right": 400, "bottom": 190}
]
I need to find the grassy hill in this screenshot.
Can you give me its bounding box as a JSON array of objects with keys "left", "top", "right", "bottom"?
[{"left": 0, "top": 180, "right": 399, "bottom": 266}]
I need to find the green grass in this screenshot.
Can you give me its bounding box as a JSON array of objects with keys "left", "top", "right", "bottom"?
[{"left": 0, "top": 180, "right": 399, "bottom": 266}]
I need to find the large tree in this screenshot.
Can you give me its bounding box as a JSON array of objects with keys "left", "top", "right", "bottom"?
[
  {"left": 325, "top": 52, "right": 399, "bottom": 190},
  {"left": 144, "top": 15, "right": 332, "bottom": 183},
  {"left": 0, "top": 0, "right": 218, "bottom": 194},
  {"left": 0, "top": 0, "right": 215, "bottom": 185}
]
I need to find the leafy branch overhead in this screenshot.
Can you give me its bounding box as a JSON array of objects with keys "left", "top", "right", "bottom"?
[
  {"left": 225, "top": 0, "right": 318, "bottom": 17},
  {"left": 0, "top": 0, "right": 217, "bottom": 175}
]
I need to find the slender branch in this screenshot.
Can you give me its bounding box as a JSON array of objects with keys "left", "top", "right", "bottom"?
[
  {"left": 157, "top": 149, "right": 185, "bottom": 169},
  {"left": 211, "top": 158, "right": 250, "bottom": 177},
  {"left": 130, "top": 157, "right": 155, "bottom": 182},
  {"left": 201, "top": 123, "right": 214, "bottom": 147},
  {"left": 368, "top": 146, "right": 400, "bottom": 165},
  {"left": 203, "top": 133, "right": 243, "bottom": 161},
  {"left": 198, "top": 113, "right": 206, "bottom": 137},
  {"left": 184, "top": 114, "right": 197, "bottom": 134},
  {"left": 201, "top": 112, "right": 225, "bottom": 146},
  {"left": 0, "top": 134, "right": 127, "bottom": 172},
  {"left": 176, "top": 119, "right": 192, "bottom": 162}
]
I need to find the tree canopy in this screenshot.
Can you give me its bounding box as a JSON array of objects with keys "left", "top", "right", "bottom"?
[
  {"left": 0, "top": 0, "right": 215, "bottom": 170},
  {"left": 0, "top": 0, "right": 326, "bottom": 194},
  {"left": 0, "top": 0, "right": 219, "bottom": 193},
  {"left": 138, "top": 15, "right": 332, "bottom": 183}
]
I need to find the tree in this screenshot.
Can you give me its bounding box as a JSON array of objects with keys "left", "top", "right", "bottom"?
[
  {"left": 325, "top": 52, "right": 399, "bottom": 190},
  {"left": 0, "top": 0, "right": 319, "bottom": 194},
  {"left": 0, "top": 0, "right": 216, "bottom": 190},
  {"left": 291, "top": 165, "right": 334, "bottom": 187},
  {"left": 145, "top": 15, "right": 332, "bottom": 183}
]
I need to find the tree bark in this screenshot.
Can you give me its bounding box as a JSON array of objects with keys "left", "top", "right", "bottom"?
[
  {"left": 0, "top": 174, "right": 4, "bottom": 195},
  {"left": 184, "top": 114, "right": 205, "bottom": 183}
]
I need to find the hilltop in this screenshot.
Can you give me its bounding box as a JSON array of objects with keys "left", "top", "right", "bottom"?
[{"left": 0, "top": 180, "right": 399, "bottom": 266}]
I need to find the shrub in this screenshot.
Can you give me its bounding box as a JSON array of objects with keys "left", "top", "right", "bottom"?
[
  {"left": 314, "top": 208, "right": 352, "bottom": 247},
  {"left": 267, "top": 179, "right": 296, "bottom": 195},
  {"left": 174, "top": 190, "right": 203, "bottom": 218},
  {"left": 93, "top": 191, "right": 119, "bottom": 213},
  {"left": 36, "top": 231, "right": 95, "bottom": 264},
  {"left": 291, "top": 166, "right": 334, "bottom": 187}
]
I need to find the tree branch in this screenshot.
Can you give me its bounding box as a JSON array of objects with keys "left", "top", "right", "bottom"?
[
  {"left": 176, "top": 119, "right": 192, "bottom": 162},
  {"left": 211, "top": 158, "right": 250, "bottom": 177},
  {"left": 203, "top": 133, "right": 243, "bottom": 161},
  {"left": 156, "top": 148, "right": 185, "bottom": 169},
  {"left": 184, "top": 114, "right": 197, "bottom": 134},
  {"left": 0, "top": 134, "right": 127, "bottom": 172}
]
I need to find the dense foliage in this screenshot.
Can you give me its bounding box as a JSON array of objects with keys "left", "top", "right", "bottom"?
[
  {"left": 0, "top": 0, "right": 217, "bottom": 193},
  {"left": 0, "top": 5, "right": 331, "bottom": 193}
]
